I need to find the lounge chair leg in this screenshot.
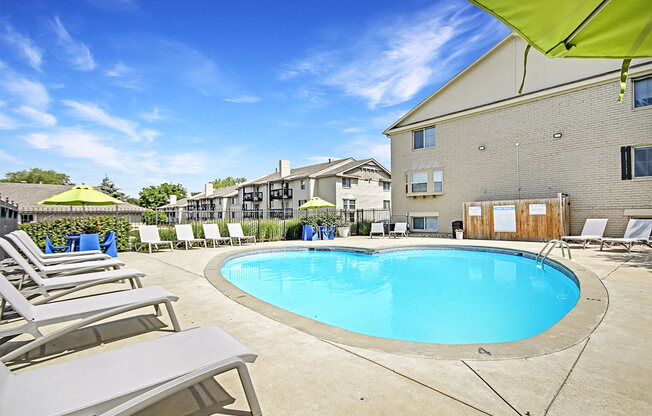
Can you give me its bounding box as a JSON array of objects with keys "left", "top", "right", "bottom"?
[
  {"left": 237, "top": 362, "right": 263, "bottom": 416},
  {"left": 148, "top": 243, "right": 152, "bottom": 255},
  {"left": 628, "top": 242, "right": 632, "bottom": 254},
  {"left": 164, "top": 300, "right": 181, "bottom": 331},
  {"left": 154, "top": 304, "right": 161, "bottom": 316}
]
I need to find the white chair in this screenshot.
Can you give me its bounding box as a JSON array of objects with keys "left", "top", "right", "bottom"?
[
  {"left": 561, "top": 219, "right": 608, "bottom": 249},
  {"left": 599, "top": 218, "right": 652, "bottom": 253},
  {"left": 11, "top": 230, "right": 104, "bottom": 259},
  {"left": 137, "top": 225, "right": 174, "bottom": 254},
  {"left": 0, "top": 326, "right": 261, "bottom": 416},
  {"left": 174, "top": 224, "right": 207, "bottom": 250},
  {"left": 389, "top": 222, "right": 408, "bottom": 238},
  {"left": 227, "top": 223, "right": 256, "bottom": 245},
  {"left": 203, "top": 224, "right": 231, "bottom": 247},
  {"left": 370, "top": 223, "right": 385, "bottom": 238},
  {"left": 7, "top": 231, "right": 110, "bottom": 264}
]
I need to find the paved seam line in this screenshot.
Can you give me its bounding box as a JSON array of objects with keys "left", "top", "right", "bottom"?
[
  {"left": 602, "top": 256, "right": 633, "bottom": 281},
  {"left": 543, "top": 337, "right": 591, "bottom": 415},
  {"left": 135, "top": 253, "right": 204, "bottom": 278},
  {"left": 323, "top": 340, "right": 493, "bottom": 416},
  {"left": 461, "top": 360, "right": 522, "bottom": 416}
]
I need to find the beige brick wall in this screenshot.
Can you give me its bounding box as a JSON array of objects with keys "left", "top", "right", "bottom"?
[{"left": 390, "top": 78, "right": 652, "bottom": 237}]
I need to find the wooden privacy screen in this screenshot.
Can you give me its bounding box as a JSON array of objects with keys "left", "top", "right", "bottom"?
[{"left": 463, "top": 194, "right": 570, "bottom": 241}]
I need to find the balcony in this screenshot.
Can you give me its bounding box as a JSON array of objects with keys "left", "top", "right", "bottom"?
[
  {"left": 243, "top": 192, "right": 263, "bottom": 202},
  {"left": 270, "top": 188, "right": 293, "bottom": 199}
]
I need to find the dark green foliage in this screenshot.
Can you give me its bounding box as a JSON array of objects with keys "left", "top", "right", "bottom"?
[
  {"left": 297, "top": 213, "right": 340, "bottom": 229},
  {"left": 142, "top": 210, "right": 167, "bottom": 225},
  {"left": 210, "top": 177, "right": 246, "bottom": 189},
  {"left": 138, "top": 183, "right": 187, "bottom": 209},
  {"left": 97, "top": 175, "right": 128, "bottom": 201},
  {"left": 19, "top": 216, "right": 132, "bottom": 251},
  {"left": 355, "top": 220, "right": 372, "bottom": 236},
  {"left": 1, "top": 168, "right": 73, "bottom": 185}
]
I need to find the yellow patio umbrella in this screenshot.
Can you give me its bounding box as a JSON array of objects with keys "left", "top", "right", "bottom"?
[
  {"left": 298, "top": 197, "right": 336, "bottom": 210},
  {"left": 39, "top": 185, "right": 125, "bottom": 234}
]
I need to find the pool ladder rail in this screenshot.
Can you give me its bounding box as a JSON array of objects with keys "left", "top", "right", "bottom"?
[{"left": 536, "top": 239, "right": 572, "bottom": 268}]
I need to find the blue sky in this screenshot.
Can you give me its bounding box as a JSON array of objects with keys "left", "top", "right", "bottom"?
[{"left": 0, "top": 0, "right": 509, "bottom": 196}]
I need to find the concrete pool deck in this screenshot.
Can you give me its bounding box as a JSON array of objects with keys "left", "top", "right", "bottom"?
[{"left": 3, "top": 237, "right": 651, "bottom": 415}]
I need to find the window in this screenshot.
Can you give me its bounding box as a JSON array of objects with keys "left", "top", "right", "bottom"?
[
  {"left": 634, "top": 77, "right": 652, "bottom": 108},
  {"left": 405, "top": 175, "right": 408, "bottom": 193},
  {"left": 383, "top": 182, "right": 390, "bottom": 191},
  {"left": 412, "top": 217, "right": 438, "bottom": 231},
  {"left": 411, "top": 172, "right": 427, "bottom": 192},
  {"left": 20, "top": 214, "right": 34, "bottom": 223},
  {"left": 634, "top": 146, "right": 652, "bottom": 177},
  {"left": 298, "top": 199, "right": 307, "bottom": 206},
  {"left": 383, "top": 200, "right": 391, "bottom": 210},
  {"left": 433, "top": 170, "right": 443, "bottom": 192},
  {"left": 342, "top": 177, "right": 351, "bottom": 188},
  {"left": 301, "top": 180, "right": 306, "bottom": 190},
  {"left": 413, "top": 126, "right": 435, "bottom": 149},
  {"left": 231, "top": 198, "right": 237, "bottom": 204},
  {"left": 343, "top": 199, "right": 356, "bottom": 210}
]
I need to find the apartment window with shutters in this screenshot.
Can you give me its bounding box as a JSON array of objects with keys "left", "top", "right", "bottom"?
[
  {"left": 342, "top": 177, "right": 351, "bottom": 188},
  {"left": 634, "top": 146, "right": 652, "bottom": 177},
  {"left": 433, "top": 170, "right": 443, "bottom": 192},
  {"left": 411, "top": 172, "right": 427, "bottom": 192},
  {"left": 413, "top": 126, "right": 435, "bottom": 150}
]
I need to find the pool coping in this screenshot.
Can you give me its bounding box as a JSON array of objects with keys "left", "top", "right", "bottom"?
[{"left": 204, "top": 244, "right": 608, "bottom": 360}]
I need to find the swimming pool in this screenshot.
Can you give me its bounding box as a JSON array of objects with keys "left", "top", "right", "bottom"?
[{"left": 220, "top": 248, "right": 580, "bottom": 344}]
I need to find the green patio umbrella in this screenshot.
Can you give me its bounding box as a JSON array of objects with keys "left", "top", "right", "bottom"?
[
  {"left": 298, "top": 197, "right": 336, "bottom": 210},
  {"left": 467, "top": 0, "right": 652, "bottom": 100},
  {"left": 39, "top": 185, "right": 124, "bottom": 234}
]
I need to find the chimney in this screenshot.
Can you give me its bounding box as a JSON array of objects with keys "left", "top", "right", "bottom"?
[
  {"left": 205, "top": 182, "right": 213, "bottom": 196},
  {"left": 169, "top": 194, "right": 177, "bottom": 205},
  {"left": 279, "top": 160, "right": 290, "bottom": 178}
]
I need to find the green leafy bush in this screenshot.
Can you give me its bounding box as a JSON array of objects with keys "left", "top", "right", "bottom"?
[
  {"left": 297, "top": 213, "right": 340, "bottom": 229},
  {"left": 20, "top": 216, "right": 132, "bottom": 251},
  {"left": 355, "top": 220, "right": 372, "bottom": 236},
  {"left": 142, "top": 211, "right": 167, "bottom": 225}
]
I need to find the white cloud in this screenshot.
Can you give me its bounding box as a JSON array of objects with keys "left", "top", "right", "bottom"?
[
  {"left": 224, "top": 95, "right": 261, "bottom": 104},
  {"left": 51, "top": 16, "right": 96, "bottom": 71},
  {"left": 3, "top": 77, "right": 50, "bottom": 110},
  {"left": 0, "top": 112, "right": 18, "bottom": 130},
  {"left": 342, "top": 127, "right": 362, "bottom": 133},
  {"left": 139, "top": 107, "right": 174, "bottom": 122},
  {"left": 105, "top": 62, "right": 130, "bottom": 77},
  {"left": 280, "top": 4, "right": 507, "bottom": 108},
  {"left": 1, "top": 24, "right": 43, "bottom": 71},
  {"left": 14, "top": 106, "right": 57, "bottom": 127},
  {"left": 61, "top": 100, "right": 158, "bottom": 142}
]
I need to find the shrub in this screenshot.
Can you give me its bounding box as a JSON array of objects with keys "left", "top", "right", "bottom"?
[
  {"left": 355, "top": 220, "right": 372, "bottom": 236},
  {"left": 20, "top": 216, "right": 132, "bottom": 251},
  {"left": 142, "top": 210, "right": 167, "bottom": 225}
]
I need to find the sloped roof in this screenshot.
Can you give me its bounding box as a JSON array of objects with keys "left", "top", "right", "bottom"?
[
  {"left": 0, "top": 182, "right": 146, "bottom": 213},
  {"left": 315, "top": 158, "right": 391, "bottom": 178},
  {"left": 188, "top": 185, "right": 239, "bottom": 201},
  {"left": 239, "top": 158, "right": 357, "bottom": 186},
  {"left": 159, "top": 197, "right": 189, "bottom": 209}
]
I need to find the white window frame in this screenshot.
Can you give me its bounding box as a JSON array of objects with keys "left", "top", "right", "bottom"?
[
  {"left": 301, "top": 180, "right": 306, "bottom": 190},
  {"left": 343, "top": 199, "right": 356, "bottom": 210},
  {"left": 633, "top": 76, "right": 652, "bottom": 109},
  {"left": 342, "top": 177, "right": 351, "bottom": 188},
  {"left": 633, "top": 145, "right": 652, "bottom": 178},
  {"left": 412, "top": 217, "right": 438, "bottom": 231},
  {"left": 413, "top": 126, "right": 436, "bottom": 150},
  {"left": 411, "top": 171, "right": 428, "bottom": 193},
  {"left": 433, "top": 170, "right": 443, "bottom": 192},
  {"left": 383, "top": 200, "right": 391, "bottom": 210}
]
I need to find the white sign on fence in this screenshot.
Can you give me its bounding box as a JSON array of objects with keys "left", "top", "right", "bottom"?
[
  {"left": 529, "top": 204, "right": 547, "bottom": 216},
  {"left": 468, "top": 206, "right": 482, "bottom": 216},
  {"left": 493, "top": 205, "right": 516, "bottom": 232}
]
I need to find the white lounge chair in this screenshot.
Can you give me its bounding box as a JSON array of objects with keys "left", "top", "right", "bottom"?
[
  {"left": 1, "top": 238, "right": 123, "bottom": 277},
  {"left": 5, "top": 232, "right": 110, "bottom": 265},
  {"left": 0, "top": 326, "right": 261, "bottom": 416},
  {"left": 174, "top": 224, "right": 207, "bottom": 250},
  {"left": 203, "top": 224, "right": 231, "bottom": 247},
  {"left": 11, "top": 230, "right": 104, "bottom": 259},
  {"left": 137, "top": 225, "right": 174, "bottom": 254},
  {"left": 390, "top": 222, "right": 408, "bottom": 238},
  {"left": 227, "top": 223, "right": 256, "bottom": 245},
  {"left": 0, "top": 272, "right": 180, "bottom": 362},
  {"left": 370, "top": 223, "right": 385, "bottom": 238},
  {"left": 561, "top": 219, "right": 608, "bottom": 249},
  {"left": 0, "top": 237, "right": 143, "bottom": 299},
  {"left": 599, "top": 218, "right": 652, "bottom": 253}
]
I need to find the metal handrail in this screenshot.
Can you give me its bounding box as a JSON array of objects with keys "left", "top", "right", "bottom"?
[{"left": 536, "top": 239, "right": 572, "bottom": 266}]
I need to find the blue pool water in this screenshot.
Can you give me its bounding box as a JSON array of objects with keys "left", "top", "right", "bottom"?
[{"left": 220, "top": 249, "right": 580, "bottom": 344}]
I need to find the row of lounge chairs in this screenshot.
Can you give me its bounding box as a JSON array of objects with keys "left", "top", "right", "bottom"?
[
  {"left": 0, "top": 230, "right": 262, "bottom": 415},
  {"left": 137, "top": 223, "right": 256, "bottom": 254},
  {"left": 561, "top": 218, "right": 652, "bottom": 253}
]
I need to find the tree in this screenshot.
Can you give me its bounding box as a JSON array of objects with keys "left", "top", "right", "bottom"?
[
  {"left": 210, "top": 176, "right": 246, "bottom": 189},
  {"left": 97, "top": 175, "right": 128, "bottom": 201},
  {"left": 190, "top": 191, "right": 201, "bottom": 196},
  {"left": 138, "top": 183, "right": 187, "bottom": 209},
  {"left": 1, "top": 168, "right": 73, "bottom": 185}
]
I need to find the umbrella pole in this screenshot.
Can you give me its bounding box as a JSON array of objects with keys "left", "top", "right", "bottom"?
[
  {"left": 115, "top": 205, "right": 118, "bottom": 242},
  {"left": 70, "top": 206, "right": 73, "bottom": 234},
  {"left": 83, "top": 204, "right": 86, "bottom": 228}
]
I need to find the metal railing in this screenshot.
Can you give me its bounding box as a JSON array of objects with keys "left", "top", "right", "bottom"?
[{"left": 270, "top": 188, "right": 293, "bottom": 199}]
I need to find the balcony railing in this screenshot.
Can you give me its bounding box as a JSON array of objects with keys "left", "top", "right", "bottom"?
[
  {"left": 269, "top": 208, "right": 294, "bottom": 219},
  {"left": 243, "top": 192, "right": 263, "bottom": 202},
  {"left": 270, "top": 188, "right": 293, "bottom": 199}
]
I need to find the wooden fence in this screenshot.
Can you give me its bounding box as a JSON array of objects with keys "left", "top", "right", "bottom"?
[{"left": 463, "top": 194, "right": 570, "bottom": 241}]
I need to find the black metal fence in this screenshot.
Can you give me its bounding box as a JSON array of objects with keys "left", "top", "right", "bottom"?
[{"left": 0, "top": 199, "right": 19, "bottom": 260}]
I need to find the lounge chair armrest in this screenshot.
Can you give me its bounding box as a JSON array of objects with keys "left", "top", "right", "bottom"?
[
  {"left": 1, "top": 297, "right": 176, "bottom": 363},
  {"left": 100, "top": 358, "right": 258, "bottom": 416},
  {"left": 31, "top": 275, "right": 142, "bottom": 305}
]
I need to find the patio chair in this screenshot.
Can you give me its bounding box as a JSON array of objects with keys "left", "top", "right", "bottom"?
[
  {"left": 302, "top": 225, "right": 318, "bottom": 241},
  {"left": 0, "top": 272, "right": 180, "bottom": 362},
  {"left": 137, "top": 225, "right": 174, "bottom": 254},
  {"left": 390, "top": 222, "right": 408, "bottom": 238},
  {"left": 175, "top": 224, "right": 207, "bottom": 250},
  {"left": 227, "top": 223, "right": 256, "bottom": 245},
  {"left": 326, "top": 225, "right": 334, "bottom": 240},
  {"left": 2, "top": 237, "right": 124, "bottom": 277},
  {"left": 561, "top": 219, "right": 608, "bottom": 249},
  {"left": 0, "top": 237, "right": 143, "bottom": 300},
  {"left": 44, "top": 236, "right": 70, "bottom": 254},
  {"left": 599, "top": 218, "right": 652, "bottom": 253},
  {"left": 79, "top": 233, "right": 102, "bottom": 252},
  {"left": 100, "top": 232, "right": 118, "bottom": 257},
  {"left": 0, "top": 326, "right": 261, "bottom": 416},
  {"left": 7, "top": 232, "right": 110, "bottom": 264},
  {"left": 202, "top": 224, "right": 231, "bottom": 247},
  {"left": 370, "top": 222, "right": 385, "bottom": 238}
]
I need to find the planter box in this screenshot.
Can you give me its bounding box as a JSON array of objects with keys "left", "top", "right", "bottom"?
[
  {"left": 337, "top": 227, "right": 350, "bottom": 238},
  {"left": 455, "top": 231, "right": 464, "bottom": 240}
]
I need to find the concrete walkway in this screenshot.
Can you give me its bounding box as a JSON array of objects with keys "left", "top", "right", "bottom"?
[{"left": 5, "top": 237, "right": 651, "bottom": 415}]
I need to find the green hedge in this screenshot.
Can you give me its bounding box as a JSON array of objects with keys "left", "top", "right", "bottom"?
[{"left": 19, "top": 216, "right": 132, "bottom": 251}]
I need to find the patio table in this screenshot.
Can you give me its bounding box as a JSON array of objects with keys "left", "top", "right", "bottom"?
[{"left": 65, "top": 235, "right": 80, "bottom": 252}]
